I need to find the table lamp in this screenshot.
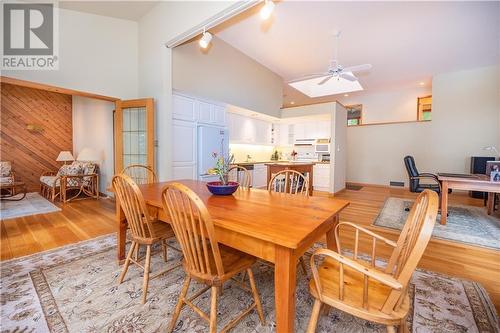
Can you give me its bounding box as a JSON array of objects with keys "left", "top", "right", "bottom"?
[
  {"left": 77, "top": 148, "right": 100, "bottom": 162},
  {"left": 56, "top": 151, "right": 74, "bottom": 165}
]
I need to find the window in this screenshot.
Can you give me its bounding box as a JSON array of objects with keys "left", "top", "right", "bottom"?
[
  {"left": 346, "top": 104, "right": 362, "bottom": 126},
  {"left": 417, "top": 96, "right": 432, "bottom": 121}
]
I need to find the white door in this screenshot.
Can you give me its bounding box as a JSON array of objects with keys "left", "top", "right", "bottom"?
[{"left": 172, "top": 120, "right": 197, "bottom": 180}]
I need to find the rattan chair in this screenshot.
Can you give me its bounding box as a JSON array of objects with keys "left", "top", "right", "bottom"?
[
  {"left": 112, "top": 174, "right": 179, "bottom": 304},
  {"left": 228, "top": 165, "right": 252, "bottom": 189},
  {"left": 161, "top": 182, "right": 265, "bottom": 333},
  {"left": 268, "top": 169, "right": 309, "bottom": 196},
  {"left": 306, "top": 190, "right": 438, "bottom": 333},
  {"left": 122, "top": 164, "right": 157, "bottom": 185}
]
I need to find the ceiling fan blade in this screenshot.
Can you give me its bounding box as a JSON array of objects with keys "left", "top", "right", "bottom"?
[
  {"left": 342, "top": 64, "right": 372, "bottom": 73},
  {"left": 340, "top": 72, "right": 357, "bottom": 82},
  {"left": 288, "top": 73, "right": 329, "bottom": 83},
  {"left": 318, "top": 75, "right": 333, "bottom": 85}
]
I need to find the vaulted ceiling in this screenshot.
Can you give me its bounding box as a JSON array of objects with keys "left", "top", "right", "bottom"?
[{"left": 216, "top": 1, "right": 500, "bottom": 107}]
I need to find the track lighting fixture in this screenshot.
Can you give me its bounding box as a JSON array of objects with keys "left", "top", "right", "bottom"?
[
  {"left": 199, "top": 28, "right": 213, "bottom": 49},
  {"left": 260, "top": 0, "right": 275, "bottom": 20}
]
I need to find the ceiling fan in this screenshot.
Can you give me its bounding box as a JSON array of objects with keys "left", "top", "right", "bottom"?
[{"left": 289, "top": 31, "right": 372, "bottom": 85}]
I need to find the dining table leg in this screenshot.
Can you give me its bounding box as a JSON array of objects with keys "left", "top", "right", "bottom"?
[
  {"left": 274, "top": 245, "right": 297, "bottom": 333},
  {"left": 440, "top": 181, "right": 449, "bottom": 225},
  {"left": 487, "top": 192, "right": 498, "bottom": 215},
  {"left": 116, "top": 197, "right": 127, "bottom": 262}
]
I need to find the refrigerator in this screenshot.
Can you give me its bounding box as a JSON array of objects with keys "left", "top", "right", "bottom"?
[{"left": 198, "top": 125, "right": 229, "bottom": 182}]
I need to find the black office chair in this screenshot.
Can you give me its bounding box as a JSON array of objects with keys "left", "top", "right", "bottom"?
[
  {"left": 404, "top": 155, "right": 451, "bottom": 212},
  {"left": 404, "top": 156, "right": 442, "bottom": 194}
]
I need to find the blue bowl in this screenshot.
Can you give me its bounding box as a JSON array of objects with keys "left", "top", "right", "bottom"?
[{"left": 206, "top": 181, "right": 239, "bottom": 195}]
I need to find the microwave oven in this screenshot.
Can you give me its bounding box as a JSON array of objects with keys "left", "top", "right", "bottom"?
[{"left": 315, "top": 139, "right": 330, "bottom": 153}]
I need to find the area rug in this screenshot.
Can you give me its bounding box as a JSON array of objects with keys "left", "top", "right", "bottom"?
[
  {"left": 373, "top": 197, "right": 500, "bottom": 250},
  {"left": 0, "top": 192, "right": 61, "bottom": 220},
  {"left": 1, "top": 234, "right": 498, "bottom": 333}
]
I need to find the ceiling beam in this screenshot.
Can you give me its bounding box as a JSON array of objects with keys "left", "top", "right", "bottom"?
[
  {"left": 165, "top": 0, "right": 260, "bottom": 49},
  {"left": 0, "top": 76, "right": 119, "bottom": 102}
]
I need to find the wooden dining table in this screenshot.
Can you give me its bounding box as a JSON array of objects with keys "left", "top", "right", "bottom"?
[
  {"left": 115, "top": 179, "right": 349, "bottom": 333},
  {"left": 438, "top": 174, "right": 500, "bottom": 225}
]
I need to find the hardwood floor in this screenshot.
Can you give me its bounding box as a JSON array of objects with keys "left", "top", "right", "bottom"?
[
  {"left": 1, "top": 186, "right": 499, "bottom": 314},
  {"left": 1, "top": 197, "right": 115, "bottom": 260}
]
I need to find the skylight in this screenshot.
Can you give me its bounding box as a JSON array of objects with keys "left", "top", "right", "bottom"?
[{"left": 288, "top": 72, "right": 363, "bottom": 98}]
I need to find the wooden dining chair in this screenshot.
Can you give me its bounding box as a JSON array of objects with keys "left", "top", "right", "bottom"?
[
  {"left": 112, "top": 174, "right": 178, "bottom": 304},
  {"left": 306, "top": 190, "right": 438, "bottom": 333},
  {"left": 161, "top": 182, "right": 265, "bottom": 333},
  {"left": 121, "top": 164, "right": 157, "bottom": 185},
  {"left": 228, "top": 165, "right": 252, "bottom": 189},
  {"left": 267, "top": 169, "right": 310, "bottom": 274},
  {"left": 268, "top": 169, "right": 309, "bottom": 196}
]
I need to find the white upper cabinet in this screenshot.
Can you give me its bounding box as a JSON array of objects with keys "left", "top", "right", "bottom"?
[
  {"left": 227, "top": 113, "right": 273, "bottom": 145},
  {"left": 197, "top": 101, "right": 212, "bottom": 124},
  {"left": 173, "top": 92, "right": 226, "bottom": 127},
  {"left": 213, "top": 105, "right": 226, "bottom": 125},
  {"left": 173, "top": 94, "right": 196, "bottom": 121}
]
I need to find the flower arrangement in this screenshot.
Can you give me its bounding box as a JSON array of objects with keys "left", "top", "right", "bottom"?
[{"left": 207, "top": 143, "right": 235, "bottom": 185}]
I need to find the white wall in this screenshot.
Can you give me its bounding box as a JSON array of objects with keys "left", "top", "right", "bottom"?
[
  {"left": 2, "top": 7, "right": 138, "bottom": 99},
  {"left": 346, "top": 66, "right": 500, "bottom": 186},
  {"left": 72, "top": 96, "right": 115, "bottom": 195},
  {"left": 338, "top": 86, "right": 432, "bottom": 123},
  {"left": 173, "top": 36, "right": 282, "bottom": 118},
  {"left": 138, "top": 1, "right": 236, "bottom": 181},
  {"left": 332, "top": 103, "right": 347, "bottom": 193}
]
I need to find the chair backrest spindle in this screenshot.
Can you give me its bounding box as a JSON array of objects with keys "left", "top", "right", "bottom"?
[
  {"left": 161, "top": 182, "right": 225, "bottom": 280},
  {"left": 268, "top": 170, "right": 309, "bottom": 196},
  {"left": 112, "top": 174, "right": 156, "bottom": 241}
]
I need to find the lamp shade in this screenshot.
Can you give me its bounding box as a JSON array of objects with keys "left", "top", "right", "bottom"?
[
  {"left": 56, "top": 151, "right": 74, "bottom": 162},
  {"left": 77, "top": 148, "right": 100, "bottom": 162}
]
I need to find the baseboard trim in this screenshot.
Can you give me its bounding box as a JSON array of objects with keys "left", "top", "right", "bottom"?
[{"left": 346, "top": 182, "right": 409, "bottom": 190}]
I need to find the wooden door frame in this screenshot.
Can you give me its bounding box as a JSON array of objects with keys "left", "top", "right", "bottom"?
[{"left": 114, "top": 98, "right": 155, "bottom": 174}]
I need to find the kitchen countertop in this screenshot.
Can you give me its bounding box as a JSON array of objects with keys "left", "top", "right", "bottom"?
[{"left": 232, "top": 160, "right": 330, "bottom": 165}]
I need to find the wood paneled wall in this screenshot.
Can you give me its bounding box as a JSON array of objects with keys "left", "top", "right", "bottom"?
[{"left": 1, "top": 83, "right": 73, "bottom": 191}]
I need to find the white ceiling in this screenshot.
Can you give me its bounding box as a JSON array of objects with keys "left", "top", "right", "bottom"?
[
  {"left": 216, "top": 1, "right": 500, "bottom": 107},
  {"left": 59, "top": 1, "right": 158, "bottom": 21}
]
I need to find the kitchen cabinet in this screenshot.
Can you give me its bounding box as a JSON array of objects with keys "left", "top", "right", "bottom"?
[
  {"left": 172, "top": 120, "right": 197, "bottom": 180},
  {"left": 173, "top": 91, "right": 226, "bottom": 127},
  {"left": 173, "top": 94, "right": 196, "bottom": 121},
  {"left": 253, "top": 164, "right": 268, "bottom": 188},
  {"left": 313, "top": 163, "right": 330, "bottom": 192},
  {"left": 227, "top": 113, "right": 273, "bottom": 145},
  {"left": 278, "top": 123, "right": 293, "bottom": 146}
]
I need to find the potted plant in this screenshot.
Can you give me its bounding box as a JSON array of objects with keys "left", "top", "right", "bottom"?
[{"left": 206, "top": 151, "right": 239, "bottom": 195}]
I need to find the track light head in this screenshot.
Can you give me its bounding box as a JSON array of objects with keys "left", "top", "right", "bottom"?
[
  {"left": 199, "top": 30, "right": 213, "bottom": 49},
  {"left": 260, "top": 0, "right": 275, "bottom": 20}
]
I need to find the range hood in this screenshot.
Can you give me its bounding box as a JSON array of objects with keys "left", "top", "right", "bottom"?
[{"left": 294, "top": 138, "right": 316, "bottom": 146}]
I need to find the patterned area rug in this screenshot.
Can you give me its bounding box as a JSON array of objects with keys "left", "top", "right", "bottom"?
[
  {"left": 1, "top": 234, "right": 498, "bottom": 333},
  {"left": 0, "top": 192, "right": 61, "bottom": 220},
  {"left": 373, "top": 197, "right": 500, "bottom": 250}
]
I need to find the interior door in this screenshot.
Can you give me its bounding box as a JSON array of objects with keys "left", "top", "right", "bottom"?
[{"left": 114, "top": 98, "right": 154, "bottom": 174}]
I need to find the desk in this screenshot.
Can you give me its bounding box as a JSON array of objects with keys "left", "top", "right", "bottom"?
[
  {"left": 115, "top": 179, "right": 349, "bottom": 333},
  {"left": 437, "top": 174, "right": 500, "bottom": 225}
]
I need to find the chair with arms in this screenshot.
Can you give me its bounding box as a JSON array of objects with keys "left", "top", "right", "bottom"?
[
  {"left": 161, "top": 182, "right": 265, "bottom": 333},
  {"left": 404, "top": 156, "right": 443, "bottom": 194},
  {"left": 306, "top": 190, "right": 438, "bottom": 333},
  {"left": 112, "top": 174, "right": 179, "bottom": 304}
]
